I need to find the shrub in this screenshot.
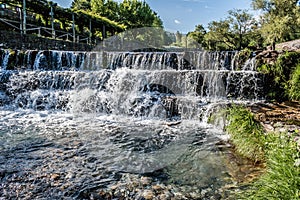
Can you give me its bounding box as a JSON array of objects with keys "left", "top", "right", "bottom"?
[
  {"left": 286, "top": 63, "right": 300, "bottom": 101},
  {"left": 257, "top": 51, "right": 300, "bottom": 101},
  {"left": 236, "top": 48, "right": 252, "bottom": 69}
]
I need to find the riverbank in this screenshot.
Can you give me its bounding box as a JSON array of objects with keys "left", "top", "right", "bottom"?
[
  {"left": 250, "top": 101, "right": 300, "bottom": 133},
  {"left": 223, "top": 103, "right": 300, "bottom": 199}
]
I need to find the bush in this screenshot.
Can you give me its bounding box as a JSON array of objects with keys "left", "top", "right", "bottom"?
[
  {"left": 257, "top": 51, "right": 300, "bottom": 101},
  {"left": 286, "top": 63, "right": 300, "bottom": 101},
  {"left": 237, "top": 48, "right": 252, "bottom": 67}
]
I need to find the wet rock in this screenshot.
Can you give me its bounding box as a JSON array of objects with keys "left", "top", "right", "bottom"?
[
  {"left": 140, "top": 176, "right": 152, "bottom": 186},
  {"left": 256, "top": 50, "right": 279, "bottom": 65},
  {"left": 152, "top": 184, "right": 164, "bottom": 192},
  {"left": 65, "top": 172, "right": 75, "bottom": 179},
  {"left": 275, "top": 39, "right": 300, "bottom": 51},
  {"left": 142, "top": 190, "right": 154, "bottom": 200}
]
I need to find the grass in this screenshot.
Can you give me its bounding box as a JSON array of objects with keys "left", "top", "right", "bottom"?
[
  {"left": 247, "top": 133, "right": 300, "bottom": 200},
  {"left": 222, "top": 105, "right": 300, "bottom": 199},
  {"left": 225, "top": 105, "right": 266, "bottom": 163}
]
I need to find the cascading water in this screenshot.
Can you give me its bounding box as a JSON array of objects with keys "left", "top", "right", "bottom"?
[{"left": 0, "top": 49, "right": 264, "bottom": 199}]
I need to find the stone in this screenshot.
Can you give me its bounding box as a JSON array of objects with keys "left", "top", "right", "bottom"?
[
  {"left": 50, "top": 174, "right": 60, "bottom": 180},
  {"left": 140, "top": 176, "right": 152, "bottom": 185},
  {"left": 262, "top": 123, "right": 274, "bottom": 132},
  {"left": 65, "top": 172, "right": 74, "bottom": 179},
  {"left": 142, "top": 190, "right": 154, "bottom": 200},
  {"left": 152, "top": 184, "right": 164, "bottom": 192}
]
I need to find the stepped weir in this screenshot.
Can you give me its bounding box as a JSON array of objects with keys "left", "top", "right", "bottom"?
[{"left": 0, "top": 48, "right": 264, "bottom": 199}]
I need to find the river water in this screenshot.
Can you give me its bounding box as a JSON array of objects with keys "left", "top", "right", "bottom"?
[{"left": 0, "top": 50, "right": 264, "bottom": 199}]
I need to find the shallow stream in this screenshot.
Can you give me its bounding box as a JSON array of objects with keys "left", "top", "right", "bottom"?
[{"left": 0, "top": 49, "right": 265, "bottom": 199}]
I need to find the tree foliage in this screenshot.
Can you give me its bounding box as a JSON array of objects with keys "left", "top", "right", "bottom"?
[
  {"left": 90, "top": 0, "right": 119, "bottom": 21},
  {"left": 188, "top": 1, "right": 300, "bottom": 50},
  {"left": 189, "top": 9, "right": 256, "bottom": 50},
  {"left": 187, "top": 24, "right": 206, "bottom": 48},
  {"left": 205, "top": 19, "right": 235, "bottom": 50},
  {"left": 252, "top": 0, "right": 300, "bottom": 48},
  {"left": 118, "top": 0, "right": 162, "bottom": 28},
  {"left": 71, "top": 0, "right": 163, "bottom": 29},
  {"left": 71, "top": 0, "right": 91, "bottom": 10}
]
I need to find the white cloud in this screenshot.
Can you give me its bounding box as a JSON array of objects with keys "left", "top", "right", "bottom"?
[{"left": 174, "top": 19, "right": 181, "bottom": 24}]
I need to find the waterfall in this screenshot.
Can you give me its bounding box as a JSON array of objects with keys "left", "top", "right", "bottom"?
[
  {"left": 1, "top": 49, "right": 10, "bottom": 70},
  {"left": 0, "top": 47, "right": 266, "bottom": 199},
  {"left": 0, "top": 49, "right": 264, "bottom": 120}
]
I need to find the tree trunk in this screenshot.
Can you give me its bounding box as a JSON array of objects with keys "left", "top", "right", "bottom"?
[{"left": 272, "top": 42, "right": 275, "bottom": 51}]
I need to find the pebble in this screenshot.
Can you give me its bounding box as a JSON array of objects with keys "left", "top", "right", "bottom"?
[
  {"left": 50, "top": 174, "right": 60, "bottom": 180},
  {"left": 140, "top": 176, "right": 152, "bottom": 185},
  {"left": 142, "top": 190, "right": 154, "bottom": 200},
  {"left": 65, "top": 172, "right": 74, "bottom": 179},
  {"left": 152, "top": 184, "right": 164, "bottom": 191}
]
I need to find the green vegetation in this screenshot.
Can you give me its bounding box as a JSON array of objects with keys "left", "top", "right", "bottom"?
[
  {"left": 257, "top": 51, "right": 300, "bottom": 101},
  {"left": 247, "top": 133, "right": 300, "bottom": 199},
  {"left": 236, "top": 48, "right": 252, "bottom": 68},
  {"left": 252, "top": 0, "right": 300, "bottom": 49},
  {"left": 1, "top": 0, "right": 162, "bottom": 42},
  {"left": 188, "top": 8, "right": 261, "bottom": 50},
  {"left": 286, "top": 63, "right": 300, "bottom": 101},
  {"left": 223, "top": 105, "right": 300, "bottom": 199},
  {"left": 188, "top": 0, "right": 300, "bottom": 50},
  {"left": 73, "top": 0, "right": 163, "bottom": 29},
  {"left": 3, "top": 0, "right": 299, "bottom": 50},
  {"left": 225, "top": 105, "right": 265, "bottom": 162}
]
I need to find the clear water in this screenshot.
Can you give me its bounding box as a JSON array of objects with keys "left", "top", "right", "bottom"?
[
  {"left": 0, "top": 109, "right": 234, "bottom": 199},
  {"left": 0, "top": 50, "right": 264, "bottom": 199}
]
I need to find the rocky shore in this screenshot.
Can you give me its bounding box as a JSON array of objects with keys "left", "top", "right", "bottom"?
[{"left": 250, "top": 101, "right": 300, "bottom": 132}]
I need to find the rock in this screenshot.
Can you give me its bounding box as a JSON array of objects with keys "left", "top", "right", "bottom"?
[
  {"left": 250, "top": 102, "right": 300, "bottom": 134},
  {"left": 140, "top": 176, "right": 152, "bottom": 186},
  {"left": 262, "top": 123, "right": 274, "bottom": 132},
  {"left": 50, "top": 174, "right": 60, "bottom": 180},
  {"left": 295, "top": 159, "right": 300, "bottom": 167},
  {"left": 275, "top": 39, "right": 300, "bottom": 51},
  {"left": 164, "top": 121, "right": 181, "bottom": 126},
  {"left": 152, "top": 184, "right": 164, "bottom": 192},
  {"left": 65, "top": 172, "right": 74, "bottom": 179},
  {"left": 142, "top": 190, "right": 154, "bottom": 200}
]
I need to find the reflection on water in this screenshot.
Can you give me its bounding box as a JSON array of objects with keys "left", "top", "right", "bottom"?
[{"left": 0, "top": 110, "right": 236, "bottom": 199}]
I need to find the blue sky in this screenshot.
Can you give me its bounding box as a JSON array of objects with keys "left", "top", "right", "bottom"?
[{"left": 53, "top": 0, "right": 254, "bottom": 33}]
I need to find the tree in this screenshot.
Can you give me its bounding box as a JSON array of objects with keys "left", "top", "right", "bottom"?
[
  {"left": 228, "top": 9, "right": 254, "bottom": 50},
  {"left": 175, "top": 31, "right": 182, "bottom": 46},
  {"left": 252, "top": 0, "right": 300, "bottom": 49},
  {"left": 187, "top": 24, "right": 207, "bottom": 48},
  {"left": 90, "top": 0, "right": 119, "bottom": 21},
  {"left": 204, "top": 20, "right": 236, "bottom": 50},
  {"left": 71, "top": 0, "right": 92, "bottom": 10},
  {"left": 201, "top": 9, "right": 257, "bottom": 50},
  {"left": 118, "top": 0, "right": 162, "bottom": 29},
  {"left": 71, "top": 0, "right": 163, "bottom": 29}
]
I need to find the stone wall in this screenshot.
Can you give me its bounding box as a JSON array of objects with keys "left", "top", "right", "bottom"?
[{"left": 0, "top": 30, "right": 94, "bottom": 51}]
